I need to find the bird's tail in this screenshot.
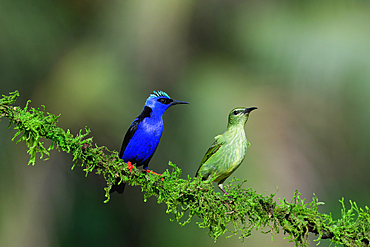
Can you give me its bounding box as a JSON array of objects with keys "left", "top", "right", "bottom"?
[{"left": 110, "top": 178, "right": 126, "bottom": 194}]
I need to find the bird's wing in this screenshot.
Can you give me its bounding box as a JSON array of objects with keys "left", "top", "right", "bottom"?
[
  {"left": 119, "top": 119, "right": 140, "bottom": 158},
  {"left": 195, "top": 137, "right": 224, "bottom": 177}
]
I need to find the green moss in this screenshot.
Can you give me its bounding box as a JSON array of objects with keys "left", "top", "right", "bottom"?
[{"left": 1, "top": 91, "right": 370, "bottom": 246}]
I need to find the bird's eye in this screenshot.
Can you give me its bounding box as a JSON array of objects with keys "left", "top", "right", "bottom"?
[
  {"left": 157, "top": 98, "right": 171, "bottom": 104},
  {"left": 233, "top": 110, "right": 238, "bottom": 115}
]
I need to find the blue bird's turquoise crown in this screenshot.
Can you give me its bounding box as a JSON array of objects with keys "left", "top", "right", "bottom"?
[{"left": 149, "top": 90, "right": 171, "bottom": 99}]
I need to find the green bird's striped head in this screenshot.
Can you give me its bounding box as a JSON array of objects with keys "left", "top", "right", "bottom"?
[{"left": 227, "top": 107, "right": 257, "bottom": 128}]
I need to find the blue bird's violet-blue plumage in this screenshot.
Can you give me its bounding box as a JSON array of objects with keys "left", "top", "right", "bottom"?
[{"left": 110, "top": 91, "right": 189, "bottom": 194}]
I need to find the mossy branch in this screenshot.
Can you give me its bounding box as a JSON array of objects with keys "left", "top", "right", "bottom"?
[{"left": 1, "top": 91, "right": 369, "bottom": 246}]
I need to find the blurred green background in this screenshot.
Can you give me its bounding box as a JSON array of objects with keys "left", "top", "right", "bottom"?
[{"left": 1, "top": 0, "right": 370, "bottom": 246}]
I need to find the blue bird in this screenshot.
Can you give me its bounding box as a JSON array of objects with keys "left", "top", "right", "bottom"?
[{"left": 111, "top": 91, "right": 189, "bottom": 193}]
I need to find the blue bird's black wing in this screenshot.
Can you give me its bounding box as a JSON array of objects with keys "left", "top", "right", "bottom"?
[
  {"left": 119, "top": 119, "right": 139, "bottom": 159},
  {"left": 119, "top": 106, "right": 153, "bottom": 159},
  {"left": 111, "top": 121, "right": 139, "bottom": 194},
  {"left": 112, "top": 106, "right": 152, "bottom": 194}
]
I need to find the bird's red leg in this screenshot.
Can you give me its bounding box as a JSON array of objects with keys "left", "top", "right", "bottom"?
[
  {"left": 127, "top": 161, "right": 134, "bottom": 173},
  {"left": 145, "top": 169, "right": 164, "bottom": 181},
  {"left": 146, "top": 169, "right": 161, "bottom": 176}
]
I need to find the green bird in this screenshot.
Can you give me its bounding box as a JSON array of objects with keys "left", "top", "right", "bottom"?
[{"left": 195, "top": 107, "right": 257, "bottom": 194}]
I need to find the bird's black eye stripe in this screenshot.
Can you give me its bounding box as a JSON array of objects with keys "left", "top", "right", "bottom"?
[{"left": 157, "top": 98, "right": 173, "bottom": 104}]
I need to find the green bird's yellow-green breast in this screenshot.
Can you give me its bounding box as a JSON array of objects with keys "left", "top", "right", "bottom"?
[
  {"left": 196, "top": 107, "right": 257, "bottom": 190},
  {"left": 198, "top": 125, "right": 249, "bottom": 182}
]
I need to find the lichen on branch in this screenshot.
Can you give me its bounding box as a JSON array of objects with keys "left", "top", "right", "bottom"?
[{"left": 1, "top": 91, "right": 369, "bottom": 246}]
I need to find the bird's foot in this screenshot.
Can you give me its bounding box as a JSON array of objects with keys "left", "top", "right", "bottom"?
[
  {"left": 146, "top": 169, "right": 161, "bottom": 176},
  {"left": 221, "top": 189, "right": 235, "bottom": 202},
  {"left": 221, "top": 189, "right": 229, "bottom": 195},
  {"left": 218, "top": 185, "right": 229, "bottom": 195},
  {"left": 145, "top": 169, "right": 164, "bottom": 181},
  {"left": 127, "top": 161, "right": 134, "bottom": 173}
]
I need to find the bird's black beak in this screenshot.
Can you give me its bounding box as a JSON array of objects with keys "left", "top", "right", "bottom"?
[
  {"left": 170, "top": 100, "right": 190, "bottom": 106},
  {"left": 243, "top": 107, "right": 258, "bottom": 114}
]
